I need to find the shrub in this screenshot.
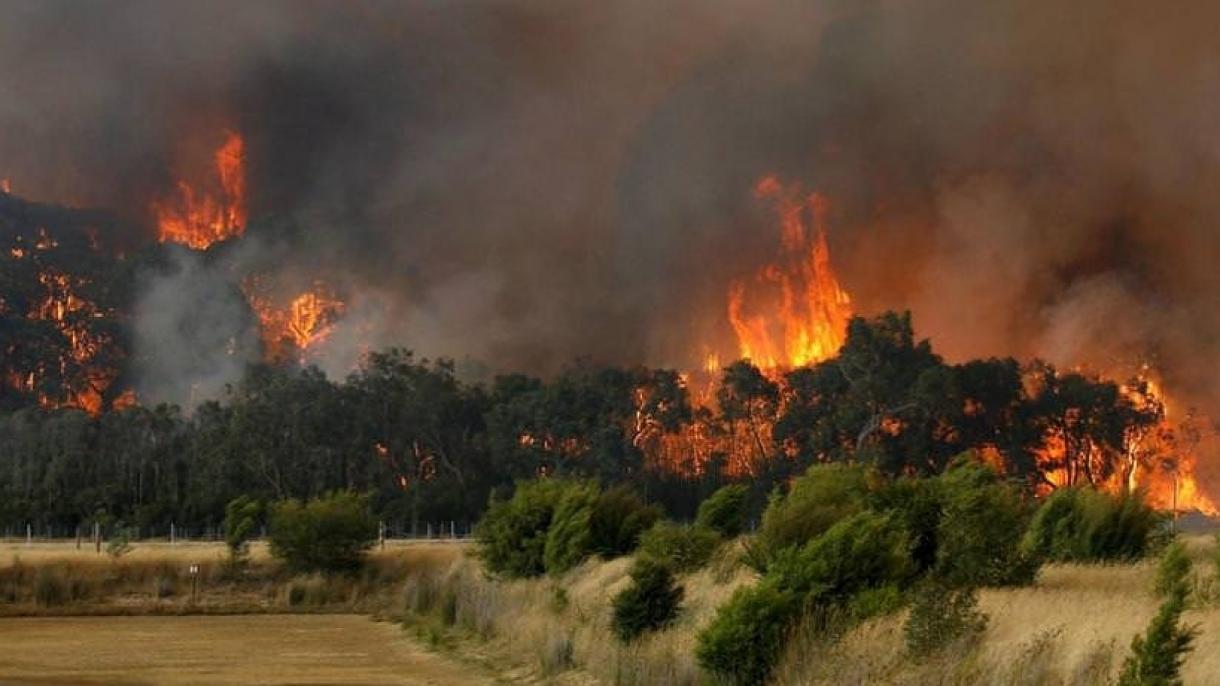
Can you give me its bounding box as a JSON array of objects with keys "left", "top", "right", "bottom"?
[
  {"left": 637, "top": 521, "right": 721, "bottom": 573},
  {"left": 268, "top": 491, "right": 377, "bottom": 574},
  {"left": 105, "top": 528, "right": 133, "bottom": 559},
  {"left": 588, "top": 486, "right": 661, "bottom": 558},
  {"left": 904, "top": 579, "right": 988, "bottom": 658},
  {"left": 223, "top": 495, "right": 262, "bottom": 563},
  {"left": 475, "top": 479, "right": 572, "bottom": 578},
  {"left": 1156, "top": 541, "right": 1193, "bottom": 598},
  {"left": 935, "top": 456, "right": 1039, "bottom": 586},
  {"left": 542, "top": 481, "right": 600, "bottom": 574},
  {"left": 695, "top": 580, "right": 800, "bottom": 686},
  {"left": 1023, "top": 487, "right": 1165, "bottom": 563},
  {"left": 1117, "top": 584, "right": 1197, "bottom": 686},
  {"left": 612, "top": 558, "right": 684, "bottom": 642},
  {"left": 33, "top": 568, "right": 67, "bottom": 607},
  {"left": 699, "top": 511, "right": 913, "bottom": 685},
  {"left": 750, "top": 464, "right": 869, "bottom": 571},
  {"left": 868, "top": 476, "right": 942, "bottom": 573},
  {"left": 767, "top": 511, "right": 914, "bottom": 600},
  {"left": 696, "top": 484, "right": 750, "bottom": 538}
]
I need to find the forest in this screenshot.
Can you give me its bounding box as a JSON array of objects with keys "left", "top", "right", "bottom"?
[{"left": 0, "top": 306, "right": 1170, "bottom": 536}]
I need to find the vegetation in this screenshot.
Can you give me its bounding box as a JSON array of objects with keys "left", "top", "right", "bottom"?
[
  {"left": 542, "top": 481, "right": 600, "bottom": 574},
  {"left": 1023, "top": 486, "right": 1166, "bottom": 563},
  {"left": 223, "top": 495, "right": 261, "bottom": 564},
  {"left": 611, "top": 557, "right": 684, "bottom": 642},
  {"left": 586, "top": 485, "right": 661, "bottom": 558},
  {"left": 1155, "top": 541, "right": 1193, "bottom": 598},
  {"left": 696, "top": 484, "right": 750, "bottom": 537},
  {"left": 903, "top": 580, "right": 987, "bottom": 658},
  {"left": 748, "top": 464, "right": 869, "bottom": 571},
  {"left": 0, "top": 311, "right": 1171, "bottom": 545},
  {"left": 1119, "top": 574, "right": 1198, "bottom": 685},
  {"left": 268, "top": 491, "right": 377, "bottom": 574},
  {"left": 637, "top": 521, "right": 721, "bottom": 573}
]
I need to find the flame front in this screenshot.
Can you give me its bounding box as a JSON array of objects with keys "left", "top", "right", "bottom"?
[
  {"left": 152, "top": 130, "right": 247, "bottom": 250},
  {"left": 242, "top": 279, "right": 345, "bottom": 363},
  {"left": 726, "top": 176, "right": 852, "bottom": 370}
]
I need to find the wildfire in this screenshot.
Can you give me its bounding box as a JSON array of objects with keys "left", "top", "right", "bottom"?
[
  {"left": 25, "top": 268, "right": 116, "bottom": 414},
  {"left": 242, "top": 279, "right": 345, "bottom": 363},
  {"left": 1, "top": 178, "right": 10, "bottom": 194},
  {"left": 725, "top": 176, "right": 852, "bottom": 370},
  {"left": 152, "top": 130, "right": 247, "bottom": 250}
]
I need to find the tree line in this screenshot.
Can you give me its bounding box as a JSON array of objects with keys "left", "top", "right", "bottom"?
[{"left": 0, "top": 311, "right": 1171, "bottom": 532}]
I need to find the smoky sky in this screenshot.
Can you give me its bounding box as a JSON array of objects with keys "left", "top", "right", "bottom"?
[{"left": 4, "top": 0, "right": 1220, "bottom": 424}]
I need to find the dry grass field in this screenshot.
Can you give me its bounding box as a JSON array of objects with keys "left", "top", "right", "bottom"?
[
  {"left": 0, "top": 539, "right": 466, "bottom": 616},
  {"left": 5, "top": 535, "right": 1220, "bottom": 684},
  {"left": 0, "top": 614, "right": 492, "bottom": 685},
  {"left": 396, "top": 534, "right": 1220, "bottom": 685}
]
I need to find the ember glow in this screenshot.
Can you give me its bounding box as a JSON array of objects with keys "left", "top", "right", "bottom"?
[
  {"left": 152, "top": 130, "right": 247, "bottom": 250},
  {"left": 242, "top": 279, "right": 346, "bottom": 363},
  {"left": 726, "top": 176, "right": 852, "bottom": 370}
]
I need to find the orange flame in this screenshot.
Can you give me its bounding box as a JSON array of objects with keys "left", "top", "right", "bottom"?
[
  {"left": 726, "top": 176, "right": 852, "bottom": 370},
  {"left": 153, "top": 130, "right": 246, "bottom": 250},
  {"left": 1, "top": 178, "right": 10, "bottom": 194},
  {"left": 242, "top": 279, "right": 345, "bottom": 363}
]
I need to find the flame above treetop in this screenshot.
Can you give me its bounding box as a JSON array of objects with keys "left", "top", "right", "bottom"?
[
  {"left": 725, "top": 175, "right": 852, "bottom": 370},
  {"left": 152, "top": 130, "right": 247, "bottom": 250}
]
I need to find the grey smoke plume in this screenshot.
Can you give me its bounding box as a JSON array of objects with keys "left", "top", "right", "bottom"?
[
  {"left": 131, "top": 249, "right": 261, "bottom": 410},
  {"left": 3, "top": 0, "right": 1220, "bottom": 440}
]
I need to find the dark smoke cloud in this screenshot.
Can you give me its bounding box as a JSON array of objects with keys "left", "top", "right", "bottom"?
[{"left": 4, "top": 1, "right": 1220, "bottom": 442}]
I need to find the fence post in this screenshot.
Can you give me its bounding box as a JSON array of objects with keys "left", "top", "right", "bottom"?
[
  {"left": 76, "top": 525, "right": 81, "bottom": 550},
  {"left": 379, "top": 520, "right": 385, "bottom": 550},
  {"left": 94, "top": 521, "right": 101, "bottom": 554},
  {"left": 170, "top": 522, "right": 176, "bottom": 546},
  {"left": 25, "top": 523, "right": 30, "bottom": 547}
]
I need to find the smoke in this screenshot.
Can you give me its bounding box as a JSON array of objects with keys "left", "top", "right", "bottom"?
[
  {"left": 5, "top": 0, "right": 1220, "bottom": 433},
  {"left": 131, "top": 249, "right": 261, "bottom": 410}
]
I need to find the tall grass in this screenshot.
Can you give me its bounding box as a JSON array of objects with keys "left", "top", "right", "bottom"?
[{"left": 0, "top": 540, "right": 462, "bottom": 615}]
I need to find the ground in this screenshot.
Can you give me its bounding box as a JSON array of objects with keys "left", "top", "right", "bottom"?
[{"left": 0, "top": 614, "right": 492, "bottom": 685}]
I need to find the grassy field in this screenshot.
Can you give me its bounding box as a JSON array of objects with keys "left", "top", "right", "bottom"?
[
  {"left": 395, "top": 534, "right": 1220, "bottom": 685},
  {"left": 0, "top": 614, "right": 492, "bottom": 685},
  {"left": 0, "top": 539, "right": 466, "bottom": 616},
  {"left": 6, "top": 536, "right": 1220, "bottom": 684}
]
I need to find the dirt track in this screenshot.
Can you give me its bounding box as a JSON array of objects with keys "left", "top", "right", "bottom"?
[{"left": 0, "top": 614, "right": 492, "bottom": 685}]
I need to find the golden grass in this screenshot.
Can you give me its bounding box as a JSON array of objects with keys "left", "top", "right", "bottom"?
[
  {"left": 0, "top": 614, "right": 493, "bottom": 685},
  {"left": 395, "top": 533, "right": 1220, "bottom": 685},
  {"left": 0, "top": 539, "right": 468, "bottom": 616}
]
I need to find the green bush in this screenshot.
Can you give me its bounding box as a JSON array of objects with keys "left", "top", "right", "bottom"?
[
  {"left": 699, "top": 511, "right": 913, "bottom": 685},
  {"left": 223, "top": 495, "right": 262, "bottom": 563},
  {"left": 767, "top": 511, "right": 914, "bottom": 600},
  {"left": 1117, "top": 584, "right": 1197, "bottom": 686},
  {"left": 268, "top": 491, "right": 377, "bottom": 574},
  {"left": 695, "top": 580, "right": 800, "bottom": 686},
  {"left": 868, "top": 476, "right": 942, "bottom": 574},
  {"left": 904, "top": 579, "right": 988, "bottom": 658},
  {"left": 542, "top": 481, "right": 600, "bottom": 574},
  {"left": 696, "top": 484, "right": 750, "bottom": 538},
  {"left": 637, "top": 521, "right": 721, "bottom": 573},
  {"left": 611, "top": 558, "right": 684, "bottom": 642},
  {"left": 475, "top": 479, "right": 573, "bottom": 578},
  {"left": 750, "top": 464, "right": 869, "bottom": 571},
  {"left": 935, "top": 457, "right": 1039, "bottom": 586},
  {"left": 1023, "top": 487, "right": 1165, "bottom": 563},
  {"left": 1156, "top": 541, "right": 1193, "bottom": 598},
  {"left": 588, "top": 486, "right": 661, "bottom": 558}
]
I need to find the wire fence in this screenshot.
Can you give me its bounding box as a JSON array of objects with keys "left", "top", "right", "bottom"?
[{"left": 0, "top": 520, "right": 475, "bottom": 546}]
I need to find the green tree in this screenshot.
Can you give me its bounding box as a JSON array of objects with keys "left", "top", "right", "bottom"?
[
  {"left": 611, "top": 558, "right": 684, "bottom": 642},
  {"left": 696, "top": 484, "right": 749, "bottom": 537},
  {"left": 268, "top": 491, "right": 377, "bottom": 573},
  {"left": 223, "top": 495, "right": 262, "bottom": 564}
]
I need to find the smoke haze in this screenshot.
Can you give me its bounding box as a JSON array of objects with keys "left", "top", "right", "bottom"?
[{"left": 3, "top": 0, "right": 1220, "bottom": 433}]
